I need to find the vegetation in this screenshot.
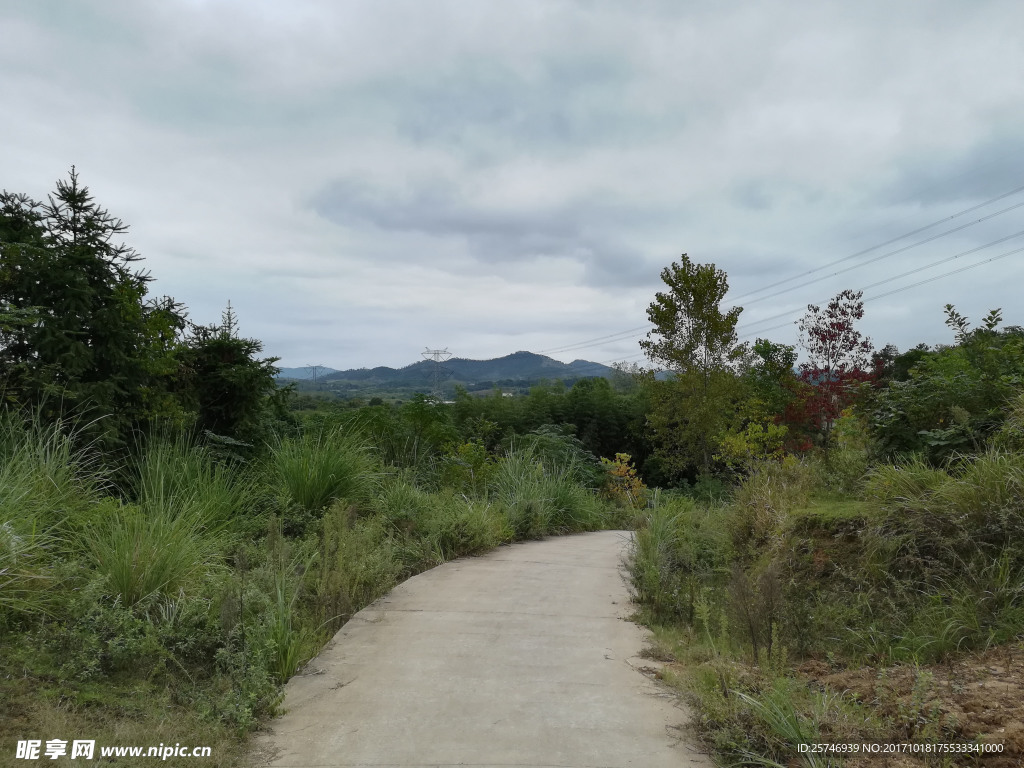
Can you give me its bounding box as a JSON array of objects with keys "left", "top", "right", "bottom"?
[
  {"left": 624, "top": 260, "right": 1024, "bottom": 766},
  {"left": 641, "top": 254, "right": 744, "bottom": 477},
  {"left": 4, "top": 171, "right": 1023, "bottom": 766},
  {"left": 0, "top": 171, "right": 626, "bottom": 765}
]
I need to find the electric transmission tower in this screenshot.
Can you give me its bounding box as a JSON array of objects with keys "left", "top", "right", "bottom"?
[
  {"left": 305, "top": 364, "right": 328, "bottom": 388},
  {"left": 421, "top": 347, "right": 453, "bottom": 397}
]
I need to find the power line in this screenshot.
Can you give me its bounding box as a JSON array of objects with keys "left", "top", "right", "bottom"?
[
  {"left": 736, "top": 229, "right": 1024, "bottom": 333},
  {"left": 728, "top": 181, "right": 1024, "bottom": 302},
  {"left": 536, "top": 324, "right": 651, "bottom": 355},
  {"left": 603, "top": 244, "right": 1022, "bottom": 354},
  {"left": 538, "top": 182, "right": 1024, "bottom": 359},
  {"left": 736, "top": 243, "right": 1024, "bottom": 340},
  {"left": 864, "top": 245, "right": 1024, "bottom": 302},
  {"left": 738, "top": 199, "right": 1024, "bottom": 307},
  {"left": 528, "top": 176, "right": 1024, "bottom": 363}
]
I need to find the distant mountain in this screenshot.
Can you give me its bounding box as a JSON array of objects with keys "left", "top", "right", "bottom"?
[
  {"left": 276, "top": 366, "right": 340, "bottom": 379},
  {"left": 289, "top": 351, "right": 615, "bottom": 389}
]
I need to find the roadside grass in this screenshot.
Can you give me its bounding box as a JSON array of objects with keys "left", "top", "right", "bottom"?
[
  {"left": 628, "top": 447, "right": 1024, "bottom": 766},
  {"left": 270, "top": 427, "right": 376, "bottom": 516},
  {"left": 1, "top": 413, "right": 619, "bottom": 767}
]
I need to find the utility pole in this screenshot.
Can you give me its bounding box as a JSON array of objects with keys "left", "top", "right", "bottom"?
[{"left": 421, "top": 348, "right": 453, "bottom": 397}]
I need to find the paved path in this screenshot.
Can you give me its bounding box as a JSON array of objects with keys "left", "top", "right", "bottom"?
[{"left": 253, "top": 531, "right": 710, "bottom": 768}]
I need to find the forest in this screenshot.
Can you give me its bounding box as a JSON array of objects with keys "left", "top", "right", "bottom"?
[{"left": 3, "top": 171, "right": 1023, "bottom": 766}]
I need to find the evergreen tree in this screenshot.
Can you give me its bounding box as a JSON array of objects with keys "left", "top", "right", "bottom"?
[
  {"left": 177, "top": 302, "right": 283, "bottom": 445},
  {"left": 0, "top": 169, "right": 186, "bottom": 444}
]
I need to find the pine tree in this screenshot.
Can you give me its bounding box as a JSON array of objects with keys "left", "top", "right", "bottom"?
[{"left": 0, "top": 169, "right": 186, "bottom": 444}]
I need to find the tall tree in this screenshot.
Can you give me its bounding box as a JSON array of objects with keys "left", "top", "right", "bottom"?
[
  {"left": 0, "top": 169, "right": 186, "bottom": 444},
  {"left": 797, "top": 289, "right": 873, "bottom": 458},
  {"left": 640, "top": 255, "right": 743, "bottom": 476}
]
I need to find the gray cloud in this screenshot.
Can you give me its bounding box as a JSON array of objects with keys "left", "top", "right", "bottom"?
[
  {"left": 310, "top": 174, "right": 669, "bottom": 287},
  {"left": 3, "top": 0, "right": 1024, "bottom": 368}
]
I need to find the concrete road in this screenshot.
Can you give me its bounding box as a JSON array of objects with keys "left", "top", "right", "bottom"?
[{"left": 253, "top": 530, "right": 710, "bottom": 768}]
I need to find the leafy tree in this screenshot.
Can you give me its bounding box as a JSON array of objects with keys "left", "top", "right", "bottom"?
[
  {"left": 640, "top": 255, "right": 743, "bottom": 477},
  {"left": 797, "top": 289, "right": 874, "bottom": 459},
  {"left": 600, "top": 452, "right": 648, "bottom": 508},
  {"left": 741, "top": 338, "right": 798, "bottom": 415}
]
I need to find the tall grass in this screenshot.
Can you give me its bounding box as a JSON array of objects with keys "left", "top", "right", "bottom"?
[
  {"left": 489, "top": 448, "right": 605, "bottom": 538},
  {"left": 730, "top": 457, "right": 817, "bottom": 558},
  {"left": 271, "top": 428, "right": 375, "bottom": 513},
  {"left": 422, "top": 492, "right": 511, "bottom": 561},
  {"left": 311, "top": 504, "right": 402, "bottom": 634},
  {"left": 0, "top": 413, "right": 101, "bottom": 529},
  {"left": 0, "top": 415, "right": 100, "bottom": 617},
  {"left": 630, "top": 494, "right": 731, "bottom": 623},
  {"left": 731, "top": 684, "right": 839, "bottom": 768},
  {"left": 84, "top": 501, "right": 226, "bottom": 606},
  {"left": 131, "top": 432, "right": 256, "bottom": 534},
  {"left": 867, "top": 450, "right": 1024, "bottom": 575}
]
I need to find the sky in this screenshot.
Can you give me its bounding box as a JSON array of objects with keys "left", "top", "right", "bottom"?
[{"left": 3, "top": 0, "right": 1024, "bottom": 370}]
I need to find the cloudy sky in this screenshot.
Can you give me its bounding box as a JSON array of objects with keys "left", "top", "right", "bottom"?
[{"left": 3, "top": 1, "right": 1024, "bottom": 370}]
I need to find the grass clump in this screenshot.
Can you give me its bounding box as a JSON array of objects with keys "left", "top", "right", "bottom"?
[
  {"left": 131, "top": 431, "right": 257, "bottom": 535},
  {"left": 271, "top": 427, "right": 375, "bottom": 516},
  {"left": 84, "top": 500, "right": 227, "bottom": 606},
  {"left": 631, "top": 494, "right": 731, "bottom": 623},
  {"left": 490, "top": 447, "right": 606, "bottom": 538},
  {"left": 310, "top": 504, "right": 403, "bottom": 634}
]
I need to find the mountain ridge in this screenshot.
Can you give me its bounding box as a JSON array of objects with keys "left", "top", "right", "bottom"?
[{"left": 276, "top": 351, "right": 615, "bottom": 389}]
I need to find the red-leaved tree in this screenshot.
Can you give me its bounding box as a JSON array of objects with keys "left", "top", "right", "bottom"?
[{"left": 797, "top": 289, "right": 874, "bottom": 459}]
